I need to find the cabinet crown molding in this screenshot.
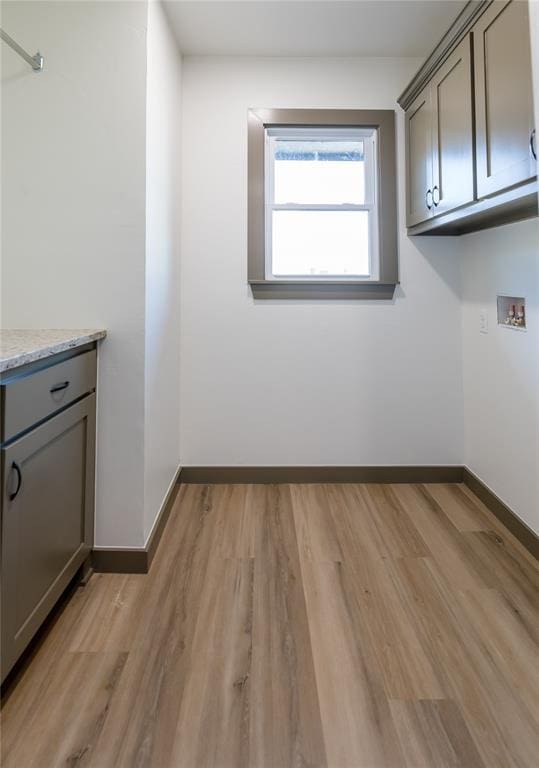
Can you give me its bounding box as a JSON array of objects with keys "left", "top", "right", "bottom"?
[{"left": 397, "top": 0, "right": 491, "bottom": 111}]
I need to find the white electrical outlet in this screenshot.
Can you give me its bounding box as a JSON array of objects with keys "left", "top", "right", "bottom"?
[{"left": 479, "top": 309, "right": 488, "bottom": 334}]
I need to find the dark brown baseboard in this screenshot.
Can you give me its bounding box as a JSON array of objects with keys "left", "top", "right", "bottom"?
[
  {"left": 92, "top": 466, "right": 182, "bottom": 575},
  {"left": 463, "top": 468, "right": 538, "bottom": 560},
  {"left": 146, "top": 471, "right": 182, "bottom": 571},
  {"left": 91, "top": 547, "right": 149, "bottom": 574},
  {"left": 91, "top": 464, "right": 537, "bottom": 573},
  {"left": 178, "top": 465, "right": 464, "bottom": 484}
]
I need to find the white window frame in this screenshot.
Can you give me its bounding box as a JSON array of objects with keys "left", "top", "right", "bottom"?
[{"left": 264, "top": 126, "right": 380, "bottom": 281}]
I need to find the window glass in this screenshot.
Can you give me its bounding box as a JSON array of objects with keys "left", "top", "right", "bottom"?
[
  {"left": 272, "top": 210, "right": 370, "bottom": 277},
  {"left": 273, "top": 139, "right": 366, "bottom": 205},
  {"left": 265, "top": 126, "right": 378, "bottom": 281}
]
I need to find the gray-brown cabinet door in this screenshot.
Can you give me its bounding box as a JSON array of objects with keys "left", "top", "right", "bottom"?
[
  {"left": 474, "top": 0, "right": 536, "bottom": 198},
  {"left": 1, "top": 395, "right": 95, "bottom": 680},
  {"left": 405, "top": 86, "right": 434, "bottom": 226},
  {"left": 431, "top": 36, "right": 475, "bottom": 216}
]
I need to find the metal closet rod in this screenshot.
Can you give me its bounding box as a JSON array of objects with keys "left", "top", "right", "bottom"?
[{"left": 0, "top": 28, "right": 43, "bottom": 71}]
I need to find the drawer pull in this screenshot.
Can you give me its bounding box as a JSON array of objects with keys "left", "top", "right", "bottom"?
[
  {"left": 531, "top": 129, "right": 537, "bottom": 161},
  {"left": 8, "top": 462, "right": 22, "bottom": 502},
  {"left": 50, "top": 381, "right": 70, "bottom": 394}
]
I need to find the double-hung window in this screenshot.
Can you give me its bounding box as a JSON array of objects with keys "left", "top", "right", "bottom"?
[
  {"left": 248, "top": 109, "right": 398, "bottom": 299},
  {"left": 265, "top": 127, "right": 379, "bottom": 280}
]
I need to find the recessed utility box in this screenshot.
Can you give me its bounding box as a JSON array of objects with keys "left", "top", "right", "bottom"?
[{"left": 497, "top": 295, "right": 526, "bottom": 331}]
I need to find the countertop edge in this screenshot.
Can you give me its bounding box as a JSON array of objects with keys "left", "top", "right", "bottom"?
[{"left": 0, "top": 330, "right": 107, "bottom": 374}]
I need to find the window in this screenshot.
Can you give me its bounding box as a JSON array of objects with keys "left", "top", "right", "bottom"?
[
  {"left": 248, "top": 109, "right": 398, "bottom": 299},
  {"left": 266, "top": 127, "right": 379, "bottom": 280}
]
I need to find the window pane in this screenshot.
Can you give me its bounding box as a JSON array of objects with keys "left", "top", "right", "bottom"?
[
  {"left": 274, "top": 139, "right": 365, "bottom": 204},
  {"left": 272, "top": 210, "right": 370, "bottom": 277}
]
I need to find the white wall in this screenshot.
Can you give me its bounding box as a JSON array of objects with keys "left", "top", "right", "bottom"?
[
  {"left": 460, "top": 221, "right": 539, "bottom": 535},
  {"left": 531, "top": 0, "right": 539, "bottom": 136},
  {"left": 144, "top": 0, "right": 182, "bottom": 541},
  {"left": 459, "top": 3, "right": 539, "bottom": 536},
  {"left": 1, "top": 0, "right": 183, "bottom": 548},
  {"left": 1, "top": 1, "right": 148, "bottom": 547},
  {"left": 4, "top": 7, "right": 533, "bottom": 543},
  {"left": 180, "top": 57, "right": 464, "bottom": 468}
]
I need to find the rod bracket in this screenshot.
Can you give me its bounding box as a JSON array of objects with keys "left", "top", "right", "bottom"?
[
  {"left": 0, "top": 28, "right": 44, "bottom": 72},
  {"left": 31, "top": 51, "right": 43, "bottom": 71}
]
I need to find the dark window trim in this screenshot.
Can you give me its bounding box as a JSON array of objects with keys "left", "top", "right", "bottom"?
[{"left": 248, "top": 108, "right": 398, "bottom": 300}]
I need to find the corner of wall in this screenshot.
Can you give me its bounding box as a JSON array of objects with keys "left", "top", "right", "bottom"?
[{"left": 143, "top": 0, "right": 183, "bottom": 542}]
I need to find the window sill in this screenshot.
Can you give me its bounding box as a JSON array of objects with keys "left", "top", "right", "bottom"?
[{"left": 249, "top": 280, "right": 397, "bottom": 300}]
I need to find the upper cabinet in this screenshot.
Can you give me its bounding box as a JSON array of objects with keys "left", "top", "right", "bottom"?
[
  {"left": 406, "top": 87, "right": 434, "bottom": 226},
  {"left": 474, "top": 0, "right": 536, "bottom": 198},
  {"left": 432, "top": 38, "right": 475, "bottom": 216},
  {"left": 405, "top": 36, "right": 474, "bottom": 226},
  {"left": 399, "top": 0, "right": 538, "bottom": 235}
]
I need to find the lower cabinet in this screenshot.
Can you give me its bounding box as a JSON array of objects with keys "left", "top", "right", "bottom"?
[{"left": 1, "top": 355, "right": 96, "bottom": 682}]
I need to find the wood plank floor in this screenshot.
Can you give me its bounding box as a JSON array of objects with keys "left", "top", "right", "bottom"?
[{"left": 1, "top": 482, "right": 538, "bottom": 767}]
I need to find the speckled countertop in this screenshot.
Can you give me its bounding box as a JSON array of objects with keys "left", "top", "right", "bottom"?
[{"left": 0, "top": 329, "right": 107, "bottom": 374}]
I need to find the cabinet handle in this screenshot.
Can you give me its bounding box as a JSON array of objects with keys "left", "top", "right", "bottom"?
[
  {"left": 432, "top": 185, "right": 440, "bottom": 206},
  {"left": 8, "top": 462, "right": 22, "bottom": 502},
  {"left": 50, "top": 381, "right": 70, "bottom": 394},
  {"left": 531, "top": 129, "right": 537, "bottom": 161},
  {"left": 426, "top": 189, "right": 433, "bottom": 210}
]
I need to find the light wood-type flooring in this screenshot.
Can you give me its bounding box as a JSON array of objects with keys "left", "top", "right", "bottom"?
[{"left": 1, "top": 482, "right": 538, "bottom": 767}]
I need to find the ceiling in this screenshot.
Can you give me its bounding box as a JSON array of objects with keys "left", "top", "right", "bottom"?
[{"left": 163, "top": 0, "right": 468, "bottom": 58}]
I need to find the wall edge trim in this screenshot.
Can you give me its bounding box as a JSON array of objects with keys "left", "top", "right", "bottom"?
[
  {"left": 178, "top": 465, "right": 464, "bottom": 484},
  {"left": 92, "top": 465, "right": 538, "bottom": 573},
  {"left": 462, "top": 468, "right": 538, "bottom": 560},
  {"left": 92, "top": 465, "right": 182, "bottom": 574},
  {"left": 146, "top": 466, "right": 183, "bottom": 571}
]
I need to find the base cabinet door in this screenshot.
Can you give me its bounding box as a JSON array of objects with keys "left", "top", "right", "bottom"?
[
  {"left": 431, "top": 36, "right": 474, "bottom": 216},
  {"left": 474, "top": 0, "right": 536, "bottom": 198},
  {"left": 405, "top": 86, "right": 434, "bottom": 226},
  {"left": 1, "top": 395, "right": 95, "bottom": 681}
]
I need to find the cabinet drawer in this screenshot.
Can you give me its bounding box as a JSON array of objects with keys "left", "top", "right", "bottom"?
[{"left": 1, "top": 350, "right": 96, "bottom": 442}]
